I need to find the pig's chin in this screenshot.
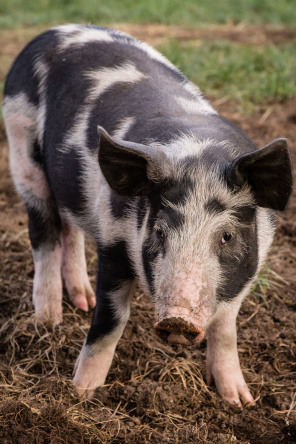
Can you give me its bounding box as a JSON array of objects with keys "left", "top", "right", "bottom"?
[{"left": 154, "top": 317, "right": 205, "bottom": 347}]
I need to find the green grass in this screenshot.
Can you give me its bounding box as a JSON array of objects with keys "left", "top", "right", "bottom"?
[
  {"left": 251, "top": 265, "right": 288, "bottom": 306},
  {"left": 0, "top": 0, "right": 296, "bottom": 28},
  {"left": 159, "top": 39, "right": 296, "bottom": 109},
  {"left": 0, "top": 1, "right": 295, "bottom": 112}
]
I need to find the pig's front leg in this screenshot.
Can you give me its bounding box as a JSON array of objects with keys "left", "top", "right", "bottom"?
[
  {"left": 73, "top": 243, "right": 134, "bottom": 398},
  {"left": 206, "top": 304, "right": 254, "bottom": 408}
]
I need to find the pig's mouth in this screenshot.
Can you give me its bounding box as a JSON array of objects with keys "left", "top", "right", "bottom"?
[{"left": 154, "top": 317, "right": 205, "bottom": 346}]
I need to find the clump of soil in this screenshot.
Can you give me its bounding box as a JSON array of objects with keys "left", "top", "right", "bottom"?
[{"left": 0, "top": 25, "right": 295, "bottom": 443}]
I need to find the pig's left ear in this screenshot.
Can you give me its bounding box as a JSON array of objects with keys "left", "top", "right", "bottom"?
[
  {"left": 228, "top": 138, "right": 293, "bottom": 211},
  {"left": 97, "top": 126, "right": 162, "bottom": 196}
]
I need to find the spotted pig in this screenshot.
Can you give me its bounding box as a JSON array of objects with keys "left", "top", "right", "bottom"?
[{"left": 3, "top": 25, "right": 293, "bottom": 407}]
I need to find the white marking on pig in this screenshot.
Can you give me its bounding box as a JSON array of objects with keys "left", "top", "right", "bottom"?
[
  {"left": 112, "top": 117, "right": 135, "bottom": 140},
  {"left": 61, "top": 223, "right": 96, "bottom": 311},
  {"left": 54, "top": 24, "right": 82, "bottom": 34},
  {"left": 60, "top": 65, "right": 145, "bottom": 154},
  {"left": 181, "top": 82, "right": 217, "bottom": 113},
  {"left": 59, "top": 107, "right": 90, "bottom": 153},
  {"left": 85, "top": 62, "right": 147, "bottom": 100},
  {"left": 183, "top": 81, "right": 203, "bottom": 98},
  {"left": 3, "top": 93, "right": 36, "bottom": 120},
  {"left": 33, "top": 59, "right": 49, "bottom": 146},
  {"left": 58, "top": 26, "right": 113, "bottom": 50},
  {"left": 175, "top": 96, "right": 216, "bottom": 116},
  {"left": 109, "top": 281, "right": 133, "bottom": 324},
  {"left": 174, "top": 164, "right": 254, "bottom": 216},
  {"left": 153, "top": 135, "right": 239, "bottom": 172},
  {"left": 3, "top": 96, "right": 50, "bottom": 201},
  {"left": 155, "top": 134, "right": 217, "bottom": 164},
  {"left": 32, "top": 244, "right": 63, "bottom": 325},
  {"left": 256, "top": 207, "right": 275, "bottom": 270},
  {"left": 132, "top": 38, "right": 182, "bottom": 73}
]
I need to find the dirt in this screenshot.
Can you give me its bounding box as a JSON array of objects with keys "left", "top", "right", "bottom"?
[{"left": 0, "top": 24, "right": 295, "bottom": 444}]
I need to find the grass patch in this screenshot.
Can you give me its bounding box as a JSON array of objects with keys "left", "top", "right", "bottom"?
[
  {"left": 251, "top": 265, "right": 288, "bottom": 306},
  {"left": 1, "top": 0, "right": 296, "bottom": 28},
  {"left": 159, "top": 39, "right": 296, "bottom": 109}
]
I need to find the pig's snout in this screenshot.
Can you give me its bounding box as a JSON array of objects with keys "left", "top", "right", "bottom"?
[{"left": 154, "top": 317, "right": 205, "bottom": 346}]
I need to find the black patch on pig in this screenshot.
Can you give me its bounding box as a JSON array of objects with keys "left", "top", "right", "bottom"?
[
  {"left": 142, "top": 241, "right": 158, "bottom": 296},
  {"left": 205, "top": 199, "right": 256, "bottom": 223},
  {"left": 205, "top": 198, "right": 226, "bottom": 214},
  {"left": 141, "top": 200, "right": 162, "bottom": 295},
  {"left": 4, "top": 29, "right": 59, "bottom": 106},
  {"left": 162, "top": 205, "right": 185, "bottom": 231},
  {"left": 31, "top": 140, "right": 44, "bottom": 168},
  {"left": 43, "top": 53, "right": 93, "bottom": 152},
  {"left": 110, "top": 191, "right": 133, "bottom": 219},
  {"left": 160, "top": 175, "right": 194, "bottom": 207},
  {"left": 87, "top": 240, "right": 135, "bottom": 344},
  {"left": 26, "top": 200, "right": 61, "bottom": 251},
  {"left": 233, "top": 205, "right": 256, "bottom": 224},
  {"left": 46, "top": 147, "right": 85, "bottom": 216},
  {"left": 217, "top": 223, "right": 258, "bottom": 301}
]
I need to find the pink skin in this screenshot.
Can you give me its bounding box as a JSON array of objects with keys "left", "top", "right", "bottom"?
[
  {"left": 73, "top": 345, "right": 116, "bottom": 398},
  {"left": 206, "top": 308, "right": 255, "bottom": 408},
  {"left": 155, "top": 268, "right": 212, "bottom": 344},
  {"left": 61, "top": 222, "right": 96, "bottom": 312},
  {"left": 6, "top": 114, "right": 51, "bottom": 200},
  {"left": 33, "top": 223, "right": 95, "bottom": 324}
]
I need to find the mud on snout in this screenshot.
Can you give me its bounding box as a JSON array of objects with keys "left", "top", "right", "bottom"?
[{"left": 154, "top": 317, "right": 205, "bottom": 346}]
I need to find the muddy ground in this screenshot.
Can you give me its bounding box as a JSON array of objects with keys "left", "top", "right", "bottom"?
[{"left": 0, "top": 25, "right": 295, "bottom": 443}]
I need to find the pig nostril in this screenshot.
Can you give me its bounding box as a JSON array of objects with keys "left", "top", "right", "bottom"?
[
  {"left": 155, "top": 328, "right": 170, "bottom": 343},
  {"left": 183, "top": 331, "right": 198, "bottom": 341},
  {"left": 154, "top": 317, "right": 204, "bottom": 345}
]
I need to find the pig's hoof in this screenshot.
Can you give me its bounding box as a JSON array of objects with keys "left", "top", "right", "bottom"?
[
  {"left": 73, "top": 380, "right": 96, "bottom": 399},
  {"left": 206, "top": 364, "right": 255, "bottom": 408},
  {"left": 73, "top": 346, "right": 114, "bottom": 399},
  {"left": 220, "top": 384, "right": 254, "bottom": 409},
  {"left": 67, "top": 283, "right": 96, "bottom": 312},
  {"left": 34, "top": 304, "right": 63, "bottom": 326}
]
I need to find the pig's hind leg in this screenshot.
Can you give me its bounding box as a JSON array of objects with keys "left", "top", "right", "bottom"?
[
  {"left": 61, "top": 222, "right": 96, "bottom": 312},
  {"left": 4, "top": 111, "right": 63, "bottom": 325}
]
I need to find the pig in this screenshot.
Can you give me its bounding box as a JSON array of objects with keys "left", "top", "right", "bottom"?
[{"left": 3, "top": 25, "right": 292, "bottom": 408}]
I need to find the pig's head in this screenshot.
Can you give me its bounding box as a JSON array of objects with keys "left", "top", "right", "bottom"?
[{"left": 98, "top": 127, "right": 293, "bottom": 346}]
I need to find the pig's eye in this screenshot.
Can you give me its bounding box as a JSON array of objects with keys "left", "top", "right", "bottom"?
[
  {"left": 221, "top": 232, "right": 232, "bottom": 244},
  {"left": 156, "top": 228, "right": 165, "bottom": 243}
]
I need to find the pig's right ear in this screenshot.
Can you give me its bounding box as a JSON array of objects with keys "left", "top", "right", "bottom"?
[
  {"left": 227, "top": 138, "right": 293, "bottom": 211},
  {"left": 98, "top": 126, "right": 160, "bottom": 196}
]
